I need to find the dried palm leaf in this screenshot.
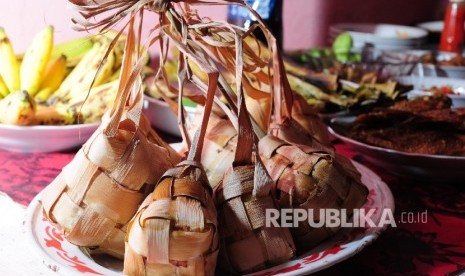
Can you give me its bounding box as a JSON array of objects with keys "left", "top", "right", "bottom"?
[
  {"left": 65, "top": 0, "right": 364, "bottom": 273},
  {"left": 258, "top": 135, "right": 367, "bottom": 252},
  {"left": 215, "top": 159, "right": 296, "bottom": 274},
  {"left": 124, "top": 37, "right": 220, "bottom": 275},
  {"left": 255, "top": 33, "right": 368, "bottom": 253},
  {"left": 124, "top": 160, "right": 218, "bottom": 275},
  {"left": 292, "top": 92, "right": 332, "bottom": 147},
  {"left": 40, "top": 17, "right": 181, "bottom": 259},
  {"left": 193, "top": 109, "right": 237, "bottom": 188},
  {"left": 214, "top": 33, "right": 295, "bottom": 274}
]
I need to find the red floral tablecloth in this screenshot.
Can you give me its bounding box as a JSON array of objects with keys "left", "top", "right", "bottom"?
[{"left": 0, "top": 140, "right": 464, "bottom": 276}]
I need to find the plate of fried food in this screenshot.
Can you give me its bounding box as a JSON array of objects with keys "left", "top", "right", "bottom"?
[
  {"left": 329, "top": 94, "right": 465, "bottom": 181},
  {"left": 285, "top": 35, "right": 418, "bottom": 122}
]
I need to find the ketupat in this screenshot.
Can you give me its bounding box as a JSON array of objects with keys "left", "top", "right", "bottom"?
[
  {"left": 125, "top": 161, "right": 219, "bottom": 275},
  {"left": 258, "top": 135, "right": 368, "bottom": 253},
  {"left": 124, "top": 17, "right": 220, "bottom": 274},
  {"left": 40, "top": 25, "right": 182, "bottom": 258},
  {"left": 48, "top": 1, "right": 372, "bottom": 275}
]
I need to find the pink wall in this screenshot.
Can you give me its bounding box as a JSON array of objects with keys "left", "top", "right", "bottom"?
[
  {"left": 282, "top": 0, "right": 446, "bottom": 50},
  {"left": 0, "top": 1, "right": 226, "bottom": 54},
  {"left": 0, "top": 0, "right": 445, "bottom": 54}
]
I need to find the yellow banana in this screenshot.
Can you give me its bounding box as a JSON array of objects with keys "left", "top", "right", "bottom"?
[
  {"left": 50, "top": 41, "right": 102, "bottom": 103},
  {"left": 112, "top": 38, "right": 124, "bottom": 71},
  {"left": 91, "top": 46, "right": 115, "bottom": 86},
  {"left": 163, "top": 58, "right": 179, "bottom": 83},
  {"left": 0, "top": 90, "right": 36, "bottom": 125},
  {"left": 0, "top": 75, "right": 9, "bottom": 98},
  {"left": 108, "top": 67, "right": 121, "bottom": 82},
  {"left": 51, "top": 36, "right": 94, "bottom": 62},
  {"left": 142, "top": 65, "right": 155, "bottom": 76},
  {"left": 34, "top": 104, "right": 76, "bottom": 125},
  {"left": 67, "top": 43, "right": 115, "bottom": 105},
  {"left": 20, "top": 26, "right": 54, "bottom": 96},
  {"left": 69, "top": 80, "right": 119, "bottom": 123},
  {"left": 35, "top": 55, "right": 68, "bottom": 102},
  {"left": 0, "top": 27, "right": 20, "bottom": 93}
]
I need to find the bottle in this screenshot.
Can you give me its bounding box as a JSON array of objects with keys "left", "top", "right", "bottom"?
[
  {"left": 439, "top": 0, "right": 465, "bottom": 53},
  {"left": 227, "top": 0, "right": 283, "bottom": 48}
]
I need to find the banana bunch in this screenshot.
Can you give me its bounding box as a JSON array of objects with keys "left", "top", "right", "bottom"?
[{"left": 0, "top": 26, "right": 133, "bottom": 126}]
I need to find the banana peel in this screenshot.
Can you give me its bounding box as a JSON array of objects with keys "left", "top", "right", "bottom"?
[
  {"left": 35, "top": 55, "right": 68, "bottom": 102},
  {"left": 0, "top": 27, "right": 20, "bottom": 93},
  {"left": 0, "top": 90, "right": 36, "bottom": 125},
  {"left": 70, "top": 80, "right": 118, "bottom": 124},
  {"left": 20, "top": 25, "right": 54, "bottom": 96},
  {"left": 34, "top": 104, "right": 76, "bottom": 125},
  {"left": 0, "top": 75, "right": 9, "bottom": 98}
]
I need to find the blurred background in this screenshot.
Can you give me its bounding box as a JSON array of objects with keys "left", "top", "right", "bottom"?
[{"left": 0, "top": 0, "right": 448, "bottom": 53}]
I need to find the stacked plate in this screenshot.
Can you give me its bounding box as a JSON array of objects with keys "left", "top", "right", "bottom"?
[
  {"left": 416, "top": 21, "right": 443, "bottom": 35},
  {"left": 329, "top": 23, "right": 428, "bottom": 51},
  {"left": 397, "top": 75, "right": 465, "bottom": 107}
]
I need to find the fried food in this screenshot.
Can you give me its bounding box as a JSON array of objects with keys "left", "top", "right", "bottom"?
[{"left": 347, "top": 94, "right": 465, "bottom": 156}]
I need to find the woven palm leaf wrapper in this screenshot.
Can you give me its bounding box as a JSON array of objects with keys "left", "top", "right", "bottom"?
[
  {"left": 254, "top": 20, "right": 368, "bottom": 253},
  {"left": 40, "top": 17, "right": 181, "bottom": 259},
  {"left": 219, "top": 30, "right": 332, "bottom": 147},
  {"left": 191, "top": 109, "right": 237, "bottom": 188},
  {"left": 258, "top": 135, "right": 367, "bottom": 252},
  {"left": 124, "top": 160, "right": 218, "bottom": 275},
  {"left": 124, "top": 38, "right": 220, "bottom": 275},
  {"left": 291, "top": 92, "right": 332, "bottom": 147},
  {"left": 214, "top": 31, "right": 295, "bottom": 274}
]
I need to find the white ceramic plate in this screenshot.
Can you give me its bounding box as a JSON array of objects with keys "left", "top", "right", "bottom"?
[
  {"left": 416, "top": 21, "right": 444, "bottom": 33},
  {"left": 329, "top": 23, "right": 428, "bottom": 50},
  {"left": 397, "top": 75, "right": 465, "bottom": 107},
  {"left": 142, "top": 95, "right": 196, "bottom": 137},
  {"left": 329, "top": 116, "right": 465, "bottom": 181},
  {"left": 0, "top": 123, "right": 99, "bottom": 153},
  {"left": 415, "top": 62, "right": 465, "bottom": 79},
  {"left": 25, "top": 161, "right": 393, "bottom": 276},
  {"left": 415, "top": 20, "right": 465, "bottom": 34}
]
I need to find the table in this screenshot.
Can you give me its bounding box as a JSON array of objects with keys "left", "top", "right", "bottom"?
[{"left": 1, "top": 139, "right": 464, "bottom": 276}]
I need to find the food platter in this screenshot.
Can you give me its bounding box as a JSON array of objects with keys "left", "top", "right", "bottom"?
[
  {"left": 329, "top": 116, "right": 465, "bottom": 181},
  {"left": 0, "top": 123, "right": 99, "bottom": 153},
  {"left": 25, "top": 159, "right": 393, "bottom": 276},
  {"left": 406, "top": 90, "right": 465, "bottom": 108}
]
